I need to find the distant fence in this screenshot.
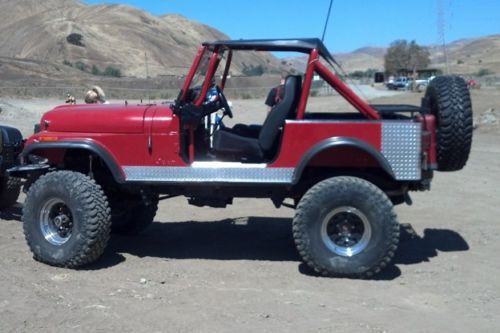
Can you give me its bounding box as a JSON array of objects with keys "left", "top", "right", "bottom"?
[
  {"left": 0, "top": 75, "right": 281, "bottom": 100},
  {"left": 0, "top": 85, "right": 180, "bottom": 100},
  {"left": 0, "top": 81, "right": 341, "bottom": 100},
  {"left": 0, "top": 85, "right": 281, "bottom": 100}
]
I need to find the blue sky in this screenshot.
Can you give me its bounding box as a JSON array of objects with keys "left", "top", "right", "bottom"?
[{"left": 84, "top": 0, "right": 499, "bottom": 53}]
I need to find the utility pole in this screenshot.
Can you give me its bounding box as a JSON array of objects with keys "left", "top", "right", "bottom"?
[{"left": 437, "top": 0, "right": 450, "bottom": 74}]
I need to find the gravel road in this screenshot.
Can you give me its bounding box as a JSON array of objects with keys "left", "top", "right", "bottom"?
[{"left": 0, "top": 90, "right": 499, "bottom": 332}]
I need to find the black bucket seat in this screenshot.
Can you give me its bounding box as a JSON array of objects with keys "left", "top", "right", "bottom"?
[{"left": 213, "top": 75, "right": 302, "bottom": 161}]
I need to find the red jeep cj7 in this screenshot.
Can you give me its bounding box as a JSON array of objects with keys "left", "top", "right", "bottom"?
[{"left": 10, "top": 39, "right": 472, "bottom": 278}]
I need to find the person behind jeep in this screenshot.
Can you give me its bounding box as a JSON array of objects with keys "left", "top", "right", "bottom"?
[
  {"left": 65, "top": 93, "right": 76, "bottom": 105},
  {"left": 84, "top": 86, "right": 108, "bottom": 104},
  {"left": 264, "top": 71, "right": 288, "bottom": 112}
]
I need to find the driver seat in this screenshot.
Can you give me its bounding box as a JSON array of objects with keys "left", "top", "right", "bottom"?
[{"left": 213, "top": 75, "right": 301, "bottom": 161}]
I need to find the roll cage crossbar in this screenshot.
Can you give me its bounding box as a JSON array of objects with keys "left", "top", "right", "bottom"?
[{"left": 181, "top": 38, "right": 380, "bottom": 121}]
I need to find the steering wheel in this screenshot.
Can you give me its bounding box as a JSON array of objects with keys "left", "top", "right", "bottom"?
[{"left": 216, "top": 86, "right": 233, "bottom": 118}]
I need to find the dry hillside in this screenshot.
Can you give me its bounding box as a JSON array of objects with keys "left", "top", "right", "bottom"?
[
  {"left": 429, "top": 35, "right": 500, "bottom": 74},
  {"left": 0, "top": 0, "right": 497, "bottom": 84},
  {"left": 0, "top": 0, "right": 279, "bottom": 77},
  {"left": 284, "top": 35, "right": 500, "bottom": 75},
  {"left": 336, "top": 35, "right": 500, "bottom": 75}
]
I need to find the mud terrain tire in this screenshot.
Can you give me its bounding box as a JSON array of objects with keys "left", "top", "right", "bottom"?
[
  {"left": 108, "top": 193, "right": 159, "bottom": 235},
  {"left": 425, "top": 75, "right": 473, "bottom": 171},
  {"left": 293, "top": 176, "right": 399, "bottom": 278},
  {"left": 0, "top": 176, "right": 21, "bottom": 209},
  {"left": 23, "top": 171, "right": 111, "bottom": 267}
]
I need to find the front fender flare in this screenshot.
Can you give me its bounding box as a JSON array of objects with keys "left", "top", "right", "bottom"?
[{"left": 19, "top": 140, "right": 125, "bottom": 183}]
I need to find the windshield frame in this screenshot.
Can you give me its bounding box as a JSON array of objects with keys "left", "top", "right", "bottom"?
[{"left": 179, "top": 46, "right": 226, "bottom": 107}]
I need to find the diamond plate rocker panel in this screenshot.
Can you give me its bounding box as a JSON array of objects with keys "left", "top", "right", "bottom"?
[{"left": 123, "top": 165, "right": 294, "bottom": 184}]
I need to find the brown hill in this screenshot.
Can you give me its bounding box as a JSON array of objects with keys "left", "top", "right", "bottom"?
[
  {"left": 1, "top": 0, "right": 497, "bottom": 81},
  {"left": 0, "top": 0, "right": 279, "bottom": 77}
]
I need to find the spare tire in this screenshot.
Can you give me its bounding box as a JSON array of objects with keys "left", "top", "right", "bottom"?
[{"left": 424, "top": 75, "right": 473, "bottom": 171}]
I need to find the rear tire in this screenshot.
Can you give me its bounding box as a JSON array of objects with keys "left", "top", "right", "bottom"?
[
  {"left": 0, "top": 176, "right": 21, "bottom": 209},
  {"left": 293, "top": 176, "right": 399, "bottom": 278},
  {"left": 108, "top": 192, "right": 158, "bottom": 235},
  {"left": 425, "top": 75, "right": 473, "bottom": 171},
  {"left": 23, "top": 171, "right": 111, "bottom": 267}
]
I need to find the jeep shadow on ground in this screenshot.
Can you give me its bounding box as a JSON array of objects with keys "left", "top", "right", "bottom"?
[
  {"left": 370, "top": 223, "right": 469, "bottom": 280},
  {"left": 94, "top": 218, "right": 469, "bottom": 280},
  {"left": 96, "top": 217, "right": 300, "bottom": 270}
]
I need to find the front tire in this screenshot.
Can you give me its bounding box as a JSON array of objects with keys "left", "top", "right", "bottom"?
[
  {"left": 23, "top": 171, "right": 111, "bottom": 267},
  {"left": 293, "top": 176, "right": 399, "bottom": 278}
]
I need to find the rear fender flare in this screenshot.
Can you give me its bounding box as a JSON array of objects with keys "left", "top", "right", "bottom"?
[
  {"left": 21, "top": 140, "right": 125, "bottom": 183},
  {"left": 292, "top": 137, "right": 395, "bottom": 184}
]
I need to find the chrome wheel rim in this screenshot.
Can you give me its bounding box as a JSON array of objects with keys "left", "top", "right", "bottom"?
[
  {"left": 39, "top": 198, "right": 73, "bottom": 246},
  {"left": 321, "top": 206, "right": 371, "bottom": 257}
]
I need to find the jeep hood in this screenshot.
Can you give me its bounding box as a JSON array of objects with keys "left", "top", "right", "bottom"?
[{"left": 41, "top": 104, "right": 152, "bottom": 133}]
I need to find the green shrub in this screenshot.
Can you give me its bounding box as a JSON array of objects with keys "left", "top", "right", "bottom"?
[
  {"left": 75, "top": 61, "right": 88, "bottom": 72},
  {"left": 63, "top": 60, "right": 73, "bottom": 67},
  {"left": 477, "top": 68, "right": 493, "bottom": 77},
  {"left": 66, "top": 33, "right": 84, "bottom": 47},
  {"left": 103, "top": 66, "right": 122, "bottom": 78},
  {"left": 242, "top": 64, "right": 265, "bottom": 76},
  {"left": 91, "top": 65, "right": 101, "bottom": 75}
]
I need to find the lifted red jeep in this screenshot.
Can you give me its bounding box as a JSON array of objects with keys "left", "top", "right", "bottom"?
[{"left": 10, "top": 39, "right": 473, "bottom": 278}]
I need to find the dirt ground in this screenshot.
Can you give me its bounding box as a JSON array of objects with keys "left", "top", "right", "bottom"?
[{"left": 0, "top": 88, "right": 499, "bottom": 332}]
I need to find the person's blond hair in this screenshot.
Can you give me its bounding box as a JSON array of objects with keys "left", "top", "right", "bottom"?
[
  {"left": 84, "top": 86, "right": 106, "bottom": 104},
  {"left": 85, "top": 90, "right": 98, "bottom": 103}
]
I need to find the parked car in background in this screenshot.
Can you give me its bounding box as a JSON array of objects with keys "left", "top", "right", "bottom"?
[
  {"left": 386, "top": 76, "right": 410, "bottom": 90},
  {"left": 414, "top": 76, "right": 435, "bottom": 89}
]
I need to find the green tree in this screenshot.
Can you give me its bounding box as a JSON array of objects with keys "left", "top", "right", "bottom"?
[
  {"left": 384, "top": 40, "right": 430, "bottom": 76},
  {"left": 349, "top": 70, "right": 365, "bottom": 79}
]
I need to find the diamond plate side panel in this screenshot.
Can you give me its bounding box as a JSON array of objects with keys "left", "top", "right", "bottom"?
[
  {"left": 382, "top": 122, "right": 421, "bottom": 180},
  {"left": 123, "top": 166, "right": 294, "bottom": 184}
]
